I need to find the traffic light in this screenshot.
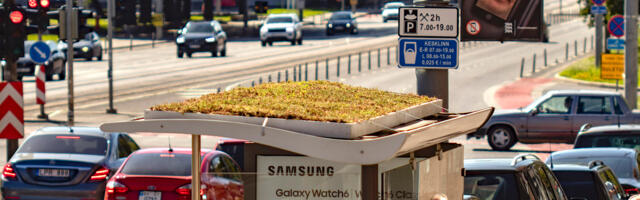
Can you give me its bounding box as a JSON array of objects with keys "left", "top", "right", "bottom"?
[
  {"left": 5, "top": 6, "right": 26, "bottom": 59},
  {"left": 0, "top": 6, "right": 6, "bottom": 59},
  {"left": 25, "top": 0, "right": 49, "bottom": 33},
  {"left": 254, "top": 1, "right": 268, "bottom": 14}
]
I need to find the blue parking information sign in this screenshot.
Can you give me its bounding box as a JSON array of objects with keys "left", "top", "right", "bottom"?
[
  {"left": 29, "top": 41, "right": 51, "bottom": 64},
  {"left": 398, "top": 38, "right": 458, "bottom": 69}
]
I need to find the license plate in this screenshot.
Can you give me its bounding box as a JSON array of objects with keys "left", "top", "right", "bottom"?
[
  {"left": 139, "top": 191, "right": 161, "bottom": 200},
  {"left": 16, "top": 68, "right": 29, "bottom": 72},
  {"left": 335, "top": 27, "right": 345, "bottom": 31},
  {"left": 189, "top": 44, "right": 200, "bottom": 49},
  {"left": 38, "top": 168, "right": 70, "bottom": 177}
]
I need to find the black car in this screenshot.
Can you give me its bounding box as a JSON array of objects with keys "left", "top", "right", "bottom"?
[
  {"left": 58, "top": 32, "right": 103, "bottom": 61},
  {"left": 550, "top": 162, "right": 627, "bottom": 200},
  {"left": 176, "top": 20, "right": 227, "bottom": 58},
  {"left": 547, "top": 148, "right": 640, "bottom": 195},
  {"left": 326, "top": 11, "right": 358, "bottom": 35},
  {"left": 2, "top": 41, "right": 67, "bottom": 81},
  {"left": 464, "top": 154, "right": 568, "bottom": 200},
  {"left": 1, "top": 127, "right": 140, "bottom": 200},
  {"left": 574, "top": 124, "right": 640, "bottom": 150}
]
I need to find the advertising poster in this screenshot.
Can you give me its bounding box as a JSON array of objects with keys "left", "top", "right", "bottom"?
[
  {"left": 256, "top": 156, "right": 419, "bottom": 200},
  {"left": 461, "top": 0, "right": 544, "bottom": 41}
]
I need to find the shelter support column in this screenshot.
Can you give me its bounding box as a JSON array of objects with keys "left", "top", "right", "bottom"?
[{"left": 361, "top": 164, "right": 378, "bottom": 200}]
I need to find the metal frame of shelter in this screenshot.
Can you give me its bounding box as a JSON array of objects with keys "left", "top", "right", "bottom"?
[{"left": 99, "top": 107, "right": 493, "bottom": 200}]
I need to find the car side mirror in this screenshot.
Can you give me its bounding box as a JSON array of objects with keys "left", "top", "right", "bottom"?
[
  {"left": 530, "top": 109, "right": 538, "bottom": 116},
  {"left": 177, "top": 29, "right": 183, "bottom": 35}
]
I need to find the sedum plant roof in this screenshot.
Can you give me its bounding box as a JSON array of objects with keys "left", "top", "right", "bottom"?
[{"left": 151, "top": 81, "right": 436, "bottom": 123}]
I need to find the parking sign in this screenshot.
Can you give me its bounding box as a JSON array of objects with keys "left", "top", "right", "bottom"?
[{"left": 398, "top": 7, "right": 459, "bottom": 38}]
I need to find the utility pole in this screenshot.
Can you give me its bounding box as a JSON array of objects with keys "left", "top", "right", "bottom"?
[
  {"left": 415, "top": 0, "right": 450, "bottom": 109},
  {"left": 66, "top": 0, "right": 75, "bottom": 126},
  {"left": 625, "top": 0, "right": 638, "bottom": 108},
  {"left": 3, "top": 0, "right": 21, "bottom": 162},
  {"left": 595, "top": 13, "right": 603, "bottom": 67},
  {"left": 106, "top": 0, "right": 116, "bottom": 114}
]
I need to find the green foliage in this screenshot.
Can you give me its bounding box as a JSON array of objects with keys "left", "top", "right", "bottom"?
[
  {"left": 151, "top": 81, "right": 436, "bottom": 123},
  {"left": 559, "top": 55, "right": 640, "bottom": 86}
]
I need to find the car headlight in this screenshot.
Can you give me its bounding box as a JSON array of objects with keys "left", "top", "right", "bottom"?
[
  {"left": 81, "top": 47, "right": 89, "bottom": 52},
  {"left": 260, "top": 27, "right": 268, "bottom": 34},
  {"left": 328, "top": 23, "right": 333, "bottom": 28},
  {"left": 57, "top": 43, "right": 67, "bottom": 50},
  {"left": 205, "top": 37, "right": 216, "bottom": 43},
  {"left": 286, "top": 27, "right": 294, "bottom": 32},
  {"left": 346, "top": 23, "right": 351, "bottom": 28},
  {"left": 176, "top": 37, "right": 185, "bottom": 44}
]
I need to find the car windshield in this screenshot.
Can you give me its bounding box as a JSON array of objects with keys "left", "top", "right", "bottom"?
[
  {"left": 575, "top": 134, "right": 640, "bottom": 151},
  {"left": 331, "top": 13, "right": 351, "bottom": 20},
  {"left": 267, "top": 16, "right": 293, "bottom": 24},
  {"left": 553, "top": 171, "right": 601, "bottom": 199},
  {"left": 121, "top": 153, "right": 194, "bottom": 176},
  {"left": 552, "top": 157, "right": 633, "bottom": 178},
  {"left": 185, "top": 23, "right": 214, "bottom": 33},
  {"left": 464, "top": 173, "right": 519, "bottom": 200},
  {"left": 385, "top": 4, "right": 403, "bottom": 9},
  {"left": 17, "top": 135, "right": 108, "bottom": 155}
]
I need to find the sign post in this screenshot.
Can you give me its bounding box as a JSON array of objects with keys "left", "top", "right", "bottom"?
[
  {"left": 29, "top": 41, "right": 50, "bottom": 119},
  {"left": 592, "top": 0, "right": 606, "bottom": 68},
  {"left": 398, "top": 5, "right": 459, "bottom": 109},
  {"left": 624, "top": 0, "right": 638, "bottom": 109}
]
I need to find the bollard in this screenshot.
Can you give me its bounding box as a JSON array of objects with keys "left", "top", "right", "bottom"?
[
  {"left": 348, "top": 54, "right": 352, "bottom": 74},
  {"left": 217, "top": 88, "right": 221, "bottom": 93},
  {"left": 591, "top": 35, "right": 594, "bottom": 50},
  {"left": 520, "top": 58, "right": 525, "bottom": 78},
  {"left": 286, "top": 70, "right": 289, "bottom": 82},
  {"left": 574, "top": 40, "right": 577, "bottom": 56},
  {"left": 532, "top": 54, "right": 536, "bottom": 73},
  {"left": 368, "top": 50, "right": 371, "bottom": 70},
  {"left": 326, "top": 58, "right": 329, "bottom": 80},
  {"left": 268, "top": 74, "right": 272, "bottom": 82},
  {"left": 377, "top": 48, "right": 381, "bottom": 68},
  {"left": 358, "top": 52, "right": 362, "bottom": 72},
  {"left": 293, "top": 67, "right": 297, "bottom": 81},
  {"left": 544, "top": 49, "right": 548, "bottom": 67},
  {"left": 583, "top": 37, "right": 587, "bottom": 53},
  {"left": 387, "top": 47, "right": 390, "bottom": 65},
  {"left": 278, "top": 72, "right": 281, "bottom": 82},
  {"left": 315, "top": 61, "right": 319, "bottom": 80},
  {"left": 251, "top": 81, "right": 255, "bottom": 87},
  {"left": 299, "top": 65, "right": 302, "bottom": 81},
  {"left": 152, "top": 32, "right": 155, "bottom": 48},
  {"left": 565, "top": 43, "right": 569, "bottom": 61},
  {"left": 337, "top": 57, "right": 340, "bottom": 77},
  {"left": 259, "top": 77, "right": 263, "bottom": 84},
  {"left": 305, "top": 63, "right": 308, "bottom": 81},
  {"left": 129, "top": 34, "right": 133, "bottom": 50}
]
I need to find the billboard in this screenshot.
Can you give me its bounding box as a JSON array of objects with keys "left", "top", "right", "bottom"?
[{"left": 461, "top": 0, "right": 544, "bottom": 41}]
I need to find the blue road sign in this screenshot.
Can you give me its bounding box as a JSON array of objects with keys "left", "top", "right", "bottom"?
[
  {"left": 590, "top": 5, "right": 607, "bottom": 15},
  {"left": 398, "top": 38, "right": 458, "bottom": 69},
  {"left": 608, "top": 15, "right": 624, "bottom": 37},
  {"left": 607, "top": 38, "right": 625, "bottom": 50},
  {"left": 29, "top": 41, "right": 51, "bottom": 64},
  {"left": 591, "top": 0, "right": 605, "bottom": 6}
]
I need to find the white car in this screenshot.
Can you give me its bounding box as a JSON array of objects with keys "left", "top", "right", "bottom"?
[
  {"left": 381, "top": 2, "right": 405, "bottom": 23},
  {"left": 260, "top": 14, "right": 303, "bottom": 46}
]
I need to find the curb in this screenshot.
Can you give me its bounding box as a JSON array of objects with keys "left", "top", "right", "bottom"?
[
  {"left": 554, "top": 73, "right": 638, "bottom": 90},
  {"left": 111, "top": 40, "right": 171, "bottom": 50}
]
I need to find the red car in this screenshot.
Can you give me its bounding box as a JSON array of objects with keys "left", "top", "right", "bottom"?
[{"left": 104, "top": 148, "right": 243, "bottom": 200}]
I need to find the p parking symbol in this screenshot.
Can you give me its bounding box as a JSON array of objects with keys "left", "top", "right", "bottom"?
[{"left": 405, "top": 21, "right": 416, "bottom": 33}]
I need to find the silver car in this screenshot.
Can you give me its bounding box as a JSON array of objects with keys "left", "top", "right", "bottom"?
[
  {"left": 471, "top": 90, "right": 640, "bottom": 150},
  {"left": 260, "top": 14, "right": 303, "bottom": 46}
]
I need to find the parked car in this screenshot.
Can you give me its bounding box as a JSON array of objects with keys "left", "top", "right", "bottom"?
[
  {"left": 326, "top": 11, "right": 358, "bottom": 35},
  {"left": 469, "top": 90, "right": 640, "bottom": 150},
  {"left": 464, "top": 154, "right": 568, "bottom": 200},
  {"left": 574, "top": 124, "right": 640, "bottom": 151},
  {"left": 4, "top": 41, "right": 66, "bottom": 81},
  {"left": 105, "top": 148, "right": 243, "bottom": 200},
  {"left": 1, "top": 127, "right": 140, "bottom": 200},
  {"left": 547, "top": 148, "right": 640, "bottom": 195},
  {"left": 176, "top": 20, "right": 228, "bottom": 58},
  {"left": 58, "top": 32, "right": 103, "bottom": 61},
  {"left": 381, "top": 2, "right": 404, "bottom": 23},
  {"left": 260, "top": 14, "right": 303, "bottom": 46},
  {"left": 550, "top": 162, "right": 627, "bottom": 200}
]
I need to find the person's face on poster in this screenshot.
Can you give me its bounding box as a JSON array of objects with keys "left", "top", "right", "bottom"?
[{"left": 475, "top": 0, "right": 516, "bottom": 20}]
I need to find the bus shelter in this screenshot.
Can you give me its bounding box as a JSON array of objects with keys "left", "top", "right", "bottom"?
[{"left": 99, "top": 107, "right": 493, "bottom": 200}]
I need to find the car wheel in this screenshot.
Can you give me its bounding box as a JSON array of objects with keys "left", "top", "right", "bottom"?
[
  {"left": 327, "top": 30, "right": 333, "bottom": 36},
  {"left": 291, "top": 39, "right": 296, "bottom": 46},
  {"left": 351, "top": 29, "right": 358, "bottom": 35},
  {"left": 86, "top": 55, "right": 93, "bottom": 61},
  {"left": 297, "top": 37, "right": 303, "bottom": 45},
  {"left": 177, "top": 50, "right": 184, "bottom": 58},
  {"left": 58, "top": 64, "right": 66, "bottom": 80},
  {"left": 488, "top": 125, "right": 517, "bottom": 151},
  {"left": 383, "top": 19, "right": 387, "bottom": 23},
  {"left": 187, "top": 52, "right": 193, "bottom": 58},
  {"left": 45, "top": 65, "right": 54, "bottom": 81},
  {"left": 261, "top": 40, "right": 266, "bottom": 47},
  {"left": 220, "top": 43, "right": 227, "bottom": 57},
  {"left": 268, "top": 41, "right": 273, "bottom": 46},
  {"left": 98, "top": 53, "right": 103, "bottom": 61}
]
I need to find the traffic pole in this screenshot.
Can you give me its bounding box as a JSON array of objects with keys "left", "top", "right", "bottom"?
[
  {"left": 625, "top": 0, "right": 638, "bottom": 109},
  {"left": 595, "top": 13, "right": 603, "bottom": 67},
  {"left": 106, "top": 0, "right": 117, "bottom": 114},
  {"left": 36, "top": 65, "right": 47, "bottom": 119},
  {"left": 66, "top": 0, "right": 75, "bottom": 126}
]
